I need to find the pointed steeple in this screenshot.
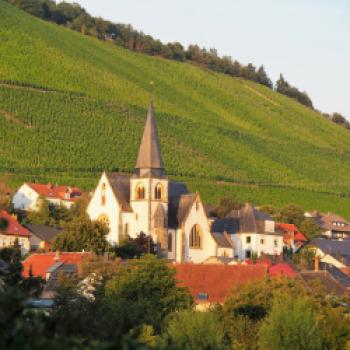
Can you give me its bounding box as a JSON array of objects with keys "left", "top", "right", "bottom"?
[{"left": 135, "top": 101, "right": 164, "bottom": 177}]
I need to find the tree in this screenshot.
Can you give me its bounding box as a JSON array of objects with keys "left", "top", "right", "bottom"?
[
  {"left": 299, "top": 218, "right": 321, "bottom": 240},
  {"left": 105, "top": 255, "right": 193, "bottom": 333},
  {"left": 0, "top": 246, "right": 23, "bottom": 286},
  {"left": 259, "top": 294, "right": 322, "bottom": 350},
  {"left": 280, "top": 204, "right": 305, "bottom": 227},
  {"left": 115, "top": 232, "right": 156, "bottom": 259},
  {"left": 51, "top": 218, "right": 109, "bottom": 254},
  {"left": 165, "top": 310, "right": 223, "bottom": 350},
  {"left": 25, "top": 197, "right": 53, "bottom": 226},
  {"left": 213, "top": 197, "right": 242, "bottom": 219}
]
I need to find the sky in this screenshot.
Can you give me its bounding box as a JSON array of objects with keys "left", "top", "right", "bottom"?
[{"left": 70, "top": 0, "right": 350, "bottom": 118}]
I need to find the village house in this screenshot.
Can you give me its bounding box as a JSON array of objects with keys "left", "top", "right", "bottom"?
[
  {"left": 23, "top": 224, "right": 61, "bottom": 251},
  {"left": 0, "top": 210, "right": 31, "bottom": 254},
  {"left": 306, "top": 238, "right": 350, "bottom": 269},
  {"left": 211, "top": 204, "right": 284, "bottom": 260},
  {"left": 275, "top": 222, "right": 307, "bottom": 252},
  {"left": 12, "top": 182, "right": 82, "bottom": 211},
  {"left": 87, "top": 102, "right": 284, "bottom": 263},
  {"left": 305, "top": 212, "right": 350, "bottom": 239}
]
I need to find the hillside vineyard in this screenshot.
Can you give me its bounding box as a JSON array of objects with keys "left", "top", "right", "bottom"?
[{"left": 0, "top": 0, "right": 350, "bottom": 217}]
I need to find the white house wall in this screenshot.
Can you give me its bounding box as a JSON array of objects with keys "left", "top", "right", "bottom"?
[
  {"left": 231, "top": 233, "right": 283, "bottom": 260},
  {"left": 12, "top": 184, "right": 40, "bottom": 211}
]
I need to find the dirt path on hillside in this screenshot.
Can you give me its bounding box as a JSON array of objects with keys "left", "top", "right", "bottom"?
[
  {"left": 0, "top": 108, "right": 33, "bottom": 129},
  {"left": 0, "top": 83, "right": 53, "bottom": 94},
  {"left": 244, "top": 84, "right": 279, "bottom": 107}
]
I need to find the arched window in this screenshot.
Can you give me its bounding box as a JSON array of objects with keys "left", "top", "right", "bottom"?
[
  {"left": 98, "top": 214, "right": 110, "bottom": 230},
  {"left": 168, "top": 233, "right": 173, "bottom": 252},
  {"left": 154, "top": 205, "right": 166, "bottom": 228},
  {"left": 189, "top": 224, "right": 203, "bottom": 249},
  {"left": 154, "top": 183, "right": 163, "bottom": 200},
  {"left": 101, "top": 183, "right": 106, "bottom": 206},
  {"left": 135, "top": 183, "right": 145, "bottom": 200}
]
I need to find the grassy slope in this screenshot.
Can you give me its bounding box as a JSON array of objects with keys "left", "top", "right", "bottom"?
[{"left": 0, "top": 1, "right": 349, "bottom": 216}]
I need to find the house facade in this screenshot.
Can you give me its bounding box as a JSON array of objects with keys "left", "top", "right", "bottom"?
[
  {"left": 12, "top": 182, "right": 82, "bottom": 211},
  {"left": 306, "top": 212, "right": 350, "bottom": 239},
  {"left": 0, "top": 210, "right": 31, "bottom": 254}
]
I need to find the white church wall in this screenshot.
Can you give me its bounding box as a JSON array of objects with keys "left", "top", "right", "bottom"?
[
  {"left": 87, "top": 173, "right": 120, "bottom": 244},
  {"left": 183, "top": 198, "right": 216, "bottom": 263}
]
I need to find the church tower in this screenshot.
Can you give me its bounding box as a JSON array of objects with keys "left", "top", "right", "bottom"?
[{"left": 130, "top": 101, "right": 169, "bottom": 256}]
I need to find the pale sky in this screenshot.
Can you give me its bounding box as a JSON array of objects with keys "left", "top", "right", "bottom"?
[{"left": 71, "top": 0, "right": 350, "bottom": 118}]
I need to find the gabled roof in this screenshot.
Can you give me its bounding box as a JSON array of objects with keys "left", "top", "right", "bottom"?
[
  {"left": 26, "top": 182, "right": 82, "bottom": 202},
  {"left": 168, "top": 193, "right": 197, "bottom": 228},
  {"left": 212, "top": 203, "right": 279, "bottom": 235},
  {"left": 173, "top": 264, "right": 267, "bottom": 303},
  {"left": 0, "top": 210, "right": 31, "bottom": 237},
  {"left": 134, "top": 101, "right": 164, "bottom": 177},
  {"left": 105, "top": 173, "right": 132, "bottom": 212},
  {"left": 23, "top": 224, "right": 60, "bottom": 242},
  {"left": 308, "top": 238, "right": 350, "bottom": 259},
  {"left": 314, "top": 213, "right": 350, "bottom": 233},
  {"left": 275, "top": 222, "right": 307, "bottom": 242},
  {"left": 22, "top": 252, "right": 92, "bottom": 279}
]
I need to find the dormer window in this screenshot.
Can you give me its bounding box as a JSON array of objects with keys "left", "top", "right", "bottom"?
[{"left": 135, "top": 183, "right": 145, "bottom": 200}]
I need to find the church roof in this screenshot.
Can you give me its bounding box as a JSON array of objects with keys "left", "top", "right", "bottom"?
[
  {"left": 106, "top": 173, "right": 132, "bottom": 212},
  {"left": 135, "top": 101, "right": 164, "bottom": 176},
  {"left": 211, "top": 232, "right": 233, "bottom": 248}
]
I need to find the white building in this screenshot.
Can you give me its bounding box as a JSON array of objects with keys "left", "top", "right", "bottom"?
[
  {"left": 211, "top": 203, "right": 284, "bottom": 260},
  {"left": 12, "top": 182, "right": 82, "bottom": 211},
  {"left": 87, "top": 102, "right": 283, "bottom": 263}
]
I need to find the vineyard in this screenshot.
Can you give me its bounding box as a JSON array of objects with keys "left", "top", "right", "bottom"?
[{"left": 0, "top": 0, "right": 350, "bottom": 217}]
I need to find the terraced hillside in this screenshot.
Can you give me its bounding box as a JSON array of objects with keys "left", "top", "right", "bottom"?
[{"left": 0, "top": 0, "right": 349, "bottom": 216}]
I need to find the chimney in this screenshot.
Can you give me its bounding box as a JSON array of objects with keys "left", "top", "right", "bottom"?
[
  {"left": 54, "top": 250, "right": 60, "bottom": 262},
  {"left": 314, "top": 255, "right": 319, "bottom": 272}
]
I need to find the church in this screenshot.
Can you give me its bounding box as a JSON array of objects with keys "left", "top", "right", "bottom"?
[{"left": 87, "top": 102, "right": 283, "bottom": 263}]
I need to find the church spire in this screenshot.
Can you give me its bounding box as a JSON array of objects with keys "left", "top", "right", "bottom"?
[{"left": 134, "top": 101, "right": 164, "bottom": 177}]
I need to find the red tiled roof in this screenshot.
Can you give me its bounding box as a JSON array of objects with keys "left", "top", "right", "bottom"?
[
  {"left": 27, "top": 183, "right": 82, "bottom": 202},
  {"left": 276, "top": 222, "right": 307, "bottom": 242},
  {"left": 22, "top": 252, "right": 92, "bottom": 279},
  {"left": 173, "top": 264, "right": 267, "bottom": 304},
  {"left": 269, "top": 263, "right": 296, "bottom": 278},
  {"left": 294, "top": 232, "right": 307, "bottom": 242},
  {"left": 0, "top": 210, "right": 31, "bottom": 237}
]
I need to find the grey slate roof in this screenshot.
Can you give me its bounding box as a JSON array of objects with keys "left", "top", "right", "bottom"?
[
  {"left": 168, "top": 193, "right": 196, "bottom": 228},
  {"left": 24, "top": 224, "right": 60, "bottom": 242},
  {"left": 309, "top": 238, "right": 350, "bottom": 265},
  {"left": 212, "top": 203, "right": 280, "bottom": 236},
  {"left": 211, "top": 232, "right": 233, "bottom": 248},
  {"left": 106, "top": 173, "right": 132, "bottom": 211},
  {"left": 135, "top": 101, "right": 164, "bottom": 177}
]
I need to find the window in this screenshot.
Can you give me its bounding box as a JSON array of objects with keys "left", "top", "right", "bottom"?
[
  {"left": 154, "top": 183, "right": 163, "bottom": 200},
  {"left": 135, "top": 183, "right": 145, "bottom": 200},
  {"left": 101, "top": 183, "right": 106, "bottom": 206},
  {"left": 246, "top": 236, "right": 251, "bottom": 244},
  {"left": 98, "top": 214, "right": 110, "bottom": 229},
  {"left": 274, "top": 239, "right": 278, "bottom": 247},
  {"left": 168, "top": 233, "right": 173, "bottom": 252},
  {"left": 245, "top": 250, "right": 252, "bottom": 259},
  {"left": 124, "top": 223, "right": 129, "bottom": 237},
  {"left": 260, "top": 238, "right": 265, "bottom": 245},
  {"left": 189, "top": 224, "right": 203, "bottom": 249}
]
